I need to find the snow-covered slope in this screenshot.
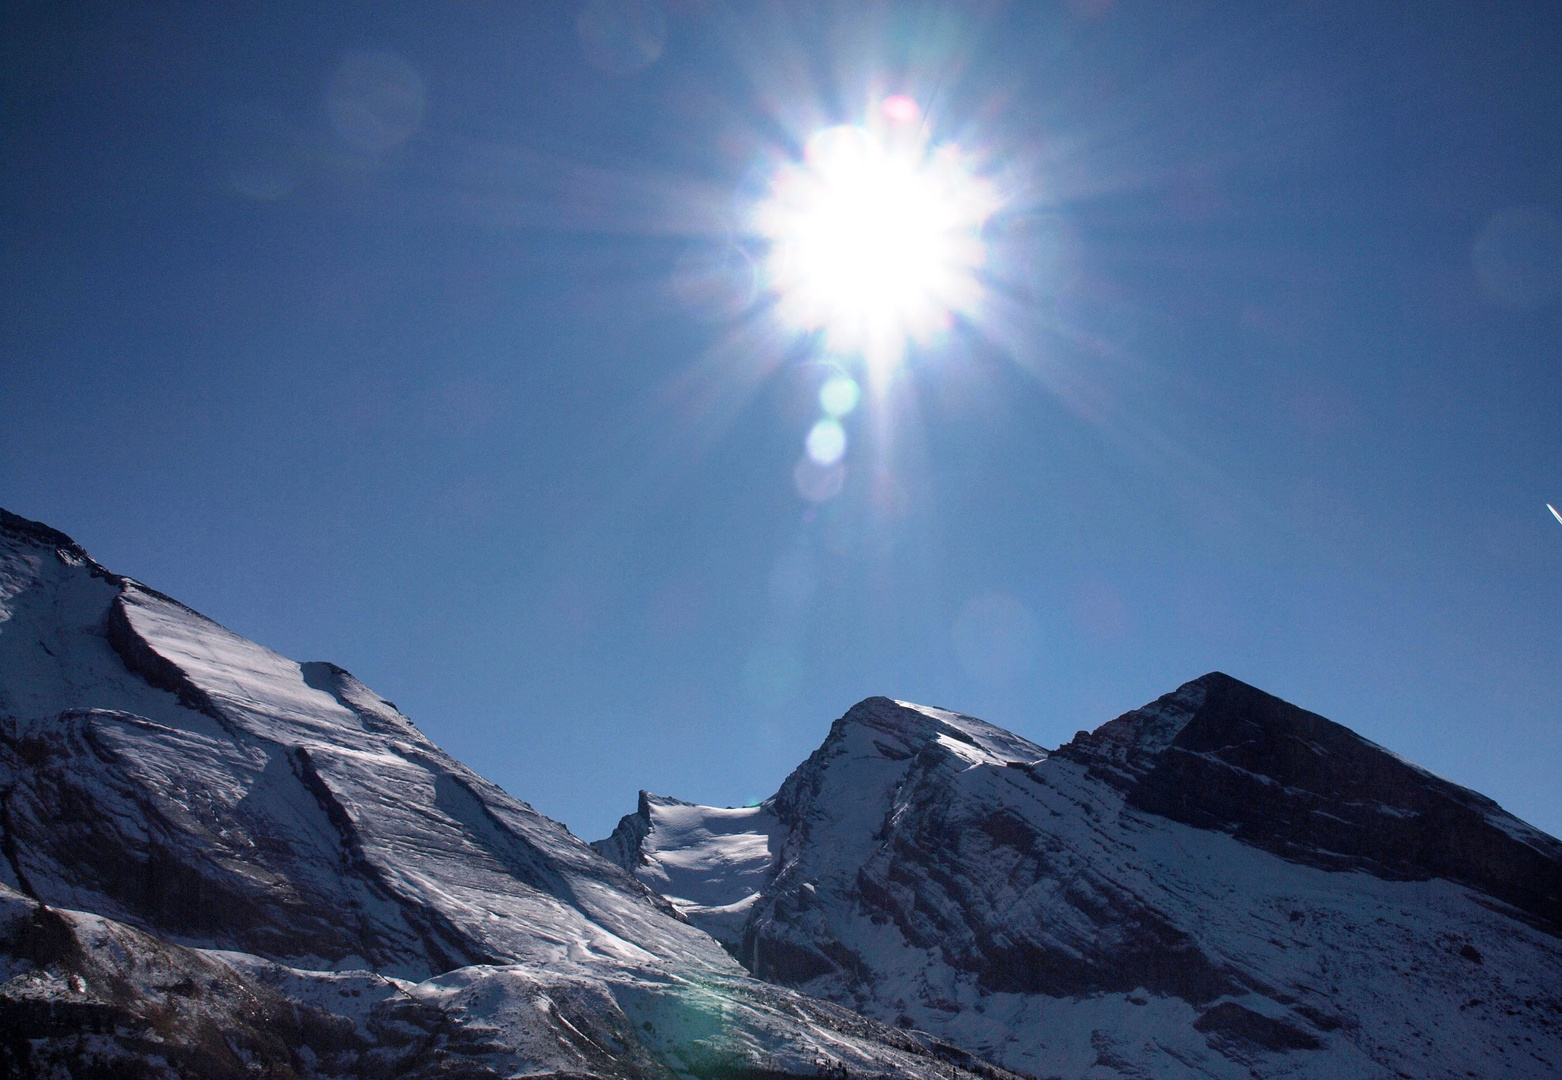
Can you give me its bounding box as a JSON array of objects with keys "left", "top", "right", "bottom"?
[
  {"left": 0, "top": 509, "right": 1011, "bottom": 1080},
  {"left": 600, "top": 689, "right": 1562, "bottom": 1079},
  {"left": 594, "top": 792, "right": 786, "bottom": 952}
]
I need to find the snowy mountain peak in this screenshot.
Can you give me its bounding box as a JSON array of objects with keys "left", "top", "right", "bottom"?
[
  {"left": 3, "top": 508, "right": 1025, "bottom": 1080},
  {"left": 9, "top": 505, "right": 1562, "bottom": 1079},
  {"left": 775, "top": 696, "right": 1047, "bottom": 815},
  {"left": 838, "top": 696, "right": 1049, "bottom": 768},
  {"left": 608, "top": 680, "right": 1562, "bottom": 1079},
  {"left": 2, "top": 506, "right": 734, "bottom": 981}
]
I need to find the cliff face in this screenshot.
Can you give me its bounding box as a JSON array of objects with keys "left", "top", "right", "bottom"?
[
  {"left": 605, "top": 688, "right": 1562, "bottom": 1079},
  {"left": 0, "top": 509, "right": 1012, "bottom": 1080}
]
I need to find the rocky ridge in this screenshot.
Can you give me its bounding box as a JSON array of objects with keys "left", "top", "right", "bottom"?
[
  {"left": 599, "top": 688, "right": 1562, "bottom": 1079},
  {"left": 0, "top": 508, "right": 1014, "bottom": 1080},
  {"left": 9, "top": 503, "right": 1562, "bottom": 1080}
]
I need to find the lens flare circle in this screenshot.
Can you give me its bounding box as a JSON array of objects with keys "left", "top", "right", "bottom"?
[
  {"left": 756, "top": 121, "right": 999, "bottom": 370},
  {"left": 819, "top": 375, "right": 861, "bottom": 417},
  {"left": 806, "top": 417, "right": 847, "bottom": 465}
]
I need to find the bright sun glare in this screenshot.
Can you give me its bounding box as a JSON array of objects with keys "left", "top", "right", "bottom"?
[{"left": 755, "top": 97, "right": 1001, "bottom": 376}]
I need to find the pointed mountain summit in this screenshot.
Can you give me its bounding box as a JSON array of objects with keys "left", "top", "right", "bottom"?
[
  {"left": 1066, "top": 671, "right": 1562, "bottom": 927},
  {"left": 0, "top": 509, "right": 1013, "bottom": 1080},
  {"left": 602, "top": 682, "right": 1562, "bottom": 1080}
]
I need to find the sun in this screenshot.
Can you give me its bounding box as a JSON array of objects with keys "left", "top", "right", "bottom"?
[{"left": 754, "top": 98, "right": 1001, "bottom": 376}]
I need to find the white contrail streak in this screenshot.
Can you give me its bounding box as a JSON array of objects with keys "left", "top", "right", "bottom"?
[{"left": 1548, "top": 503, "right": 1562, "bottom": 526}]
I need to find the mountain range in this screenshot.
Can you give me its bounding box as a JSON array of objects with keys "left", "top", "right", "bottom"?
[{"left": 2, "top": 507, "right": 1559, "bottom": 1079}]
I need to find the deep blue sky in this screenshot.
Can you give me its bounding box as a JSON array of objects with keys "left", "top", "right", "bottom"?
[{"left": 4, "top": 1, "right": 1561, "bottom": 842}]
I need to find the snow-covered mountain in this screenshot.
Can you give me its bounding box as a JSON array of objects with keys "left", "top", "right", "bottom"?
[
  {"left": 9, "top": 504, "right": 1562, "bottom": 1080},
  {"left": 597, "top": 689, "right": 1562, "bottom": 1079},
  {"left": 0, "top": 508, "right": 1013, "bottom": 1080}
]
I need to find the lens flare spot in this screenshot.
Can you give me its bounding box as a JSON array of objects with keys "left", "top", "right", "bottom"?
[
  {"left": 819, "top": 375, "right": 861, "bottom": 417},
  {"left": 793, "top": 457, "right": 846, "bottom": 502},
  {"left": 576, "top": 0, "right": 667, "bottom": 75},
  {"left": 806, "top": 417, "right": 847, "bottom": 465},
  {"left": 326, "top": 51, "right": 425, "bottom": 154},
  {"left": 881, "top": 95, "right": 921, "bottom": 124}
]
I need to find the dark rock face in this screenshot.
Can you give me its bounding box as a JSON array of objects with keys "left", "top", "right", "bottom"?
[
  {"left": 594, "top": 790, "right": 658, "bottom": 874},
  {"left": 1069, "top": 672, "right": 1562, "bottom": 931},
  {"left": 0, "top": 880, "right": 1024, "bottom": 1080},
  {"left": 0, "top": 510, "right": 89, "bottom": 563},
  {"left": 1192, "top": 1002, "right": 1320, "bottom": 1053},
  {"left": 0, "top": 891, "right": 364, "bottom": 1080},
  {"left": 2, "top": 708, "right": 407, "bottom": 968}
]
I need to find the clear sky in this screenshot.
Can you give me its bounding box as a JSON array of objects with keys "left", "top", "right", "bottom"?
[{"left": 4, "top": 1, "right": 1561, "bottom": 843}]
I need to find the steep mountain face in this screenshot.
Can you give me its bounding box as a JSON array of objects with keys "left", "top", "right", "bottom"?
[
  {"left": 598, "top": 687, "right": 1562, "bottom": 1079},
  {"left": 0, "top": 509, "right": 1009, "bottom": 1080}
]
